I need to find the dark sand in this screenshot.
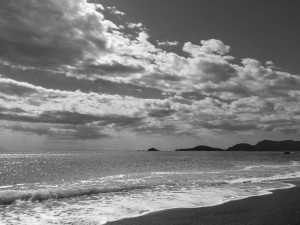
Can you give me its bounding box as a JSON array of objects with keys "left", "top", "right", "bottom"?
[{"left": 108, "top": 181, "right": 300, "bottom": 225}]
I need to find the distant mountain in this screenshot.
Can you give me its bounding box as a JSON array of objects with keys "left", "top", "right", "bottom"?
[
  {"left": 175, "top": 140, "right": 300, "bottom": 152},
  {"left": 147, "top": 148, "right": 160, "bottom": 151},
  {"left": 254, "top": 140, "right": 300, "bottom": 151},
  {"left": 227, "top": 143, "right": 255, "bottom": 151},
  {"left": 227, "top": 140, "right": 300, "bottom": 151},
  {"left": 175, "top": 145, "right": 223, "bottom": 151}
]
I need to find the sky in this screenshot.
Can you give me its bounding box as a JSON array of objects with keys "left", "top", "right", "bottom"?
[{"left": 0, "top": 0, "right": 299, "bottom": 151}]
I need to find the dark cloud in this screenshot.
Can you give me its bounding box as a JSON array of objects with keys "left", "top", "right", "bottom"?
[
  {"left": 181, "top": 92, "right": 207, "bottom": 101},
  {"left": 145, "top": 100, "right": 177, "bottom": 118},
  {"left": 4, "top": 123, "right": 110, "bottom": 140},
  {"left": 80, "top": 61, "right": 145, "bottom": 76},
  {"left": 0, "top": 64, "right": 164, "bottom": 99},
  {"left": 133, "top": 124, "right": 179, "bottom": 136},
  {"left": 279, "top": 128, "right": 299, "bottom": 134},
  {"left": 261, "top": 102, "right": 276, "bottom": 114},
  {"left": 270, "top": 76, "right": 300, "bottom": 91},
  {"left": 260, "top": 119, "right": 297, "bottom": 126},
  {"left": 0, "top": 106, "right": 26, "bottom": 114},
  {"left": 200, "top": 121, "right": 258, "bottom": 132},
  {"left": 133, "top": 124, "right": 200, "bottom": 137},
  {"left": 68, "top": 126, "right": 111, "bottom": 140},
  {"left": 202, "top": 82, "right": 250, "bottom": 98},
  {"left": 4, "top": 124, "right": 54, "bottom": 136},
  {"left": 260, "top": 119, "right": 299, "bottom": 133},
  {"left": 132, "top": 73, "right": 185, "bottom": 90},
  {"left": 145, "top": 72, "right": 185, "bottom": 82},
  {"left": 148, "top": 108, "right": 176, "bottom": 117},
  {"left": 0, "top": 0, "right": 107, "bottom": 68},
  {"left": 0, "top": 110, "right": 142, "bottom": 127},
  {"left": 96, "top": 115, "right": 143, "bottom": 127},
  {"left": 197, "top": 60, "right": 237, "bottom": 83}
]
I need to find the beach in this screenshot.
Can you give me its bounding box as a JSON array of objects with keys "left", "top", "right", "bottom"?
[
  {"left": 1, "top": 152, "right": 300, "bottom": 224},
  {"left": 108, "top": 180, "right": 300, "bottom": 225}
]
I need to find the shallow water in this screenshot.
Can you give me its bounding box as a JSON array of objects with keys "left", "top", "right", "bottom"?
[{"left": 0, "top": 151, "right": 300, "bottom": 224}]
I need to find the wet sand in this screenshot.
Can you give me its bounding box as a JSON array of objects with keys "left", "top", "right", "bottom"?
[{"left": 108, "top": 181, "right": 300, "bottom": 225}]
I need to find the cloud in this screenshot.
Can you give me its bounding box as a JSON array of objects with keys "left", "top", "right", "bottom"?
[
  {"left": 183, "top": 39, "right": 231, "bottom": 57},
  {"left": 193, "top": 59, "right": 237, "bottom": 83},
  {"left": 79, "top": 61, "right": 145, "bottom": 77},
  {"left": 0, "top": 106, "right": 25, "bottom": 114},
  {"left": 107, "top": 6, "right": 126, "bottom": 16},
  {"left": 91, "top": 3, "right": 105, "bottom": 11},
  {"left": 157, "top": 41, "right": 180, "bottom": 47},
  {"left": 127, "top": 22, "right": 144, "bottom": 29},
  {"left": 0, "top": 77, "right": 181, "bottom": 138},
  {"left": 146, "top": 101, "right": 177, "bottom": 118},
  {"left": 0, "top": 75, "right": 299, "bottom": 139},
  {"left": 1, "top": 0, "right": 299, "bottom": 101},
  {"left": 278, "top": 128, "right": 299, "bottom": 134},
  {"left": 0, "top": 0, "right": 299, "bottom": 142},
  {"left": 200, "top": 120, "right": 258, "bottom": 132},
  {"left": 0, "top": 0, "right": 108, "bottom": 69},
  {"left": 1, "top": 110, "right": 115, "bottom": 125},
  {"left": 3, "top": 123, "right": 110, "bottom": 140},
  {"left": 0, "top": 77, "right": 38, "bottom": 96}
]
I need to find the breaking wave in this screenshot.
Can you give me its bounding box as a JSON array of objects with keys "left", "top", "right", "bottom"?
[{"left": 0, "top": 185, "right": 150, "bottom": 205}]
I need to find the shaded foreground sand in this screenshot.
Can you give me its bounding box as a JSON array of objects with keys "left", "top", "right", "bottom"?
[{"left": 108, "top": 180, "right": 300, "bottom": 225}]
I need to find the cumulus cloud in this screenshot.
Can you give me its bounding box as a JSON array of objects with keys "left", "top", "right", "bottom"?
[
  {"left": 0, "top": 0, "right": 108, "bottom": 69},
  {"left": 0, "top": 0, "right": 299, "bottom": 142},
  {"left": 0, "top": 74, "right": 299, "bottom": 139},
  {"left": 183, "top": 39, "right": 231, "bottom": 57}
]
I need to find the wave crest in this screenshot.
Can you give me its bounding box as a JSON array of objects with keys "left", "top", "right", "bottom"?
[{"left": 0, "top": 185, "right": 150, "bottom": 205}]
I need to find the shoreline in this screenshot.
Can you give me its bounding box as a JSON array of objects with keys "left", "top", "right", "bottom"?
[{"left": 108, "top": 180, "right": 300, "bottom": 225}]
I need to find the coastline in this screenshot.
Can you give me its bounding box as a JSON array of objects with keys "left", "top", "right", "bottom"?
[{"left": 108, "top": 180, "right": 300, "bottom": 225}]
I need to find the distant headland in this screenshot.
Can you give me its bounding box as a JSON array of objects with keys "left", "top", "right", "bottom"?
[{"left": 175, "top": 140, "right": 300, "bottom": 152}]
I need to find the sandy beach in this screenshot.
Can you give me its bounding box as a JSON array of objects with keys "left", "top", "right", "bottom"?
[{"left": 108, "top": 180, "right": 300, "bottom": 225}]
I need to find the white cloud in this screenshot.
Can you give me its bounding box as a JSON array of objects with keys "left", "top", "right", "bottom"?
[
  {"left": 127, "top": 22, "right": 144, "bottom": 29},
  {"left": 0, "top": 76, "right": 299, "bottom": 139},
  {"left": 183, "top": 39, "right": 231, "bottom": 57},
  {"left": 107, "top": 6, "right": 126, "bottom": 16},
  {"left": 91, "top": 3, "right": 105, "bottom": 11},
  {"left": 0, "top": 0, "right": 299, "bottom": 140},
  {"left": 157, "top": 41, "right": 180, "bottom": 47}
]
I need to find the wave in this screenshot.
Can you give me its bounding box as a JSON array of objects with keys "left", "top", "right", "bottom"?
[
  {"left": 227, "top": 171, "right": 300, "bottom": 184},
  {"left": 0, "top": 185, "right": 150, "bottom": 205},
  {"left": 150, "top": 171, "right": 221, "bottom": 175},
  {"left": 241, "top": 161, "right": 300, "bottom": 171}
]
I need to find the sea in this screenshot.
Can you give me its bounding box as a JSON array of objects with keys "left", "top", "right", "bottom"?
[{"left": 0, "top": 150, "right": 300, "bottom": 224}]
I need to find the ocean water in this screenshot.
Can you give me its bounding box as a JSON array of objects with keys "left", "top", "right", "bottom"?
[{"left": 0, "top": 151, "right": 300, "bottom": 224}]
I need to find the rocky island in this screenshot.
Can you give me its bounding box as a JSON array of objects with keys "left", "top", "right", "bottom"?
[{"left": 147, "top": 148, "right": 160, "bottom": 151}]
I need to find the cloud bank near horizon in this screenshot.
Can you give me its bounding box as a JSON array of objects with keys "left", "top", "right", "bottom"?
[{"left": 0, "top": 0, "right": 299, "bottom": 147}]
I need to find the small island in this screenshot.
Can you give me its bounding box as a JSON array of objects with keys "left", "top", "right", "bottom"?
[
  {"left": 175, "top": 145, "right": 223, "bottom": 151},
  {"left": 147, "top": 148, "right": 160, "bottom": 151}
]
